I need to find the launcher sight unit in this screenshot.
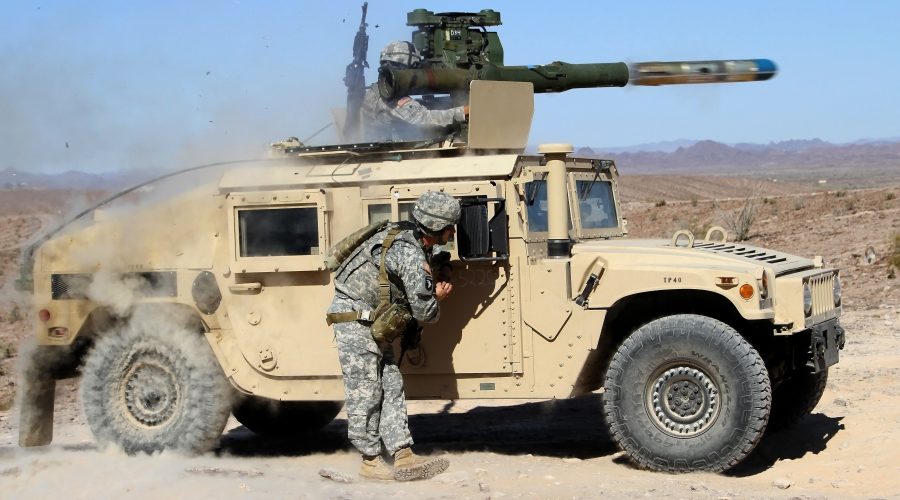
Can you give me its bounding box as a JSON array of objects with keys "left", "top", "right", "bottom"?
[{"left": 378, "top": 9, "right": 776, "bottom": 100}]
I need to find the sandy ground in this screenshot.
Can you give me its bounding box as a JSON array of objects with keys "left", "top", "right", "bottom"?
[
  {"left": 0, "top": 181, "right": 898, "bottom": 499},
  {"left": 0, "top": 308, "right": 898, "bottom": 499}
]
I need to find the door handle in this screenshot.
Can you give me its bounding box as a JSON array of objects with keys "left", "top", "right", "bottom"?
[{"left": 229, "top": 282, "right": 262, "bottom": 293}]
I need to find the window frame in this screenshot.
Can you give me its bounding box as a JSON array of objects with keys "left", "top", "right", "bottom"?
[
  {"left": 569, "top": 173, "right": 624, "bottom": 239},
  {"left": 519, "top": 170, "right": 575, "bottom": 243},
  {"left": 227, "top": 190, "right": 330, "bottom": 273}
]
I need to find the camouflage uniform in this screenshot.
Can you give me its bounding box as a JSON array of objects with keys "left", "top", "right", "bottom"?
[
  {"left": 361, "top": 84, "right": 466, "bottom": 142},
  {"left": 328, "top": 226, "right": 439, "bottom": 457}
]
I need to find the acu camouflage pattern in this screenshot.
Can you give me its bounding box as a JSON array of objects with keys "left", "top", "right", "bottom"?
[
  {"left": 361, "top": 84, "right": 465, "bottom": 142},
  {"left": 335, "top": 320, "right": 412, "bottom": 456},
  {"left": 328, "top": 224, "right": 439, "bottom": 456},
  {"left": 379, "top": 41, "right": 423, "bottom": 68},
  {"left": 413, "top": 191, "right": 462, "bottom": 232}
]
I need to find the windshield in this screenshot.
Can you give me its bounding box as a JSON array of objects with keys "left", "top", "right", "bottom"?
[
  {"left": 523, "top": 178, "right": 617, "bottom": 236},
  {"left": 524, "top": 179, "right": 572, "bottom": 233},
  {"left": 576, "top": 180, "right": 618, "bottom": 229}
]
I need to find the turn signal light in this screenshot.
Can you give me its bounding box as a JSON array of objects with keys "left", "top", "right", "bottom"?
[
  {"left": 739, "top": 283, "right": 754, "bottom": 300},
  {"left": 38, "top": 309, "right": 51, "bottom": 322}
]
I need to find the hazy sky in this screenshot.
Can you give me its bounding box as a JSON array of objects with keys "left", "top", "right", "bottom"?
[{"left": 2, "top": 1, "right": 899, "bottom": 173}]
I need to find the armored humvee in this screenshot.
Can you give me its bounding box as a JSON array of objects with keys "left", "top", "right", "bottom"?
[{"left": 17, "top": 10, "right": 844, "bottom": 473}]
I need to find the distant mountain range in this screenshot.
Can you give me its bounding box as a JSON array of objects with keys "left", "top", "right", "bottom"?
[
  {"left": 3, "top": 138, "right": 899, "bottom": 190},
  {"left": 592, "top": 137, "right": 900, "bottom": 154},
  {"left": 575, "top": 138, "right": 900, "bottom": 185}
]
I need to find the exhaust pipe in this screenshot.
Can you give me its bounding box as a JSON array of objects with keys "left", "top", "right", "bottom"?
[{"left": 539, "top": 143, "right": 573, "bottom": 258}]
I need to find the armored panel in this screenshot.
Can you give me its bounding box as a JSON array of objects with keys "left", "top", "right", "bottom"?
[{"left": 467, "top": 81, "right": 533, "bottom": 151}]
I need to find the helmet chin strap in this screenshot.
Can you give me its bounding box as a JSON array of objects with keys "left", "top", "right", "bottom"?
[
  {"left": 413, "top": 220, "right": 449, "bottom": 251},
  {"left": 413, "top": 219, "right": 439, "bottom": 238}
]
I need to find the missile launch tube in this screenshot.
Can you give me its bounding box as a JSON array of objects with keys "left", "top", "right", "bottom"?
[
  {"left": 379, "top": 62, "right": 628, "bottom": 100},
  {"left": 378, "top": 59, "right": 776, "bottom": 99}
]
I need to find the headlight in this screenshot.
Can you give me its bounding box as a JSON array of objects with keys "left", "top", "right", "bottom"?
[
  {"left": 833, "top": 274, "right": 842, "bottom": 306},
  {"left": 803, "top": 282, "right": 813, "bottom": 316}
]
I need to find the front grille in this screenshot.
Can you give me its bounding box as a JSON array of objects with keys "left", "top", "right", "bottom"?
[
  {"left": 809, "top": 272, "right": 836, "bottom": 318},
  {"left": 51, "top": 272, "right": 178, "bottom": 300}
]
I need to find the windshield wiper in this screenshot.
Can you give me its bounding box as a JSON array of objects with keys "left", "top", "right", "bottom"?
[
  {"left": 579, "top": 163, "right": 602, "bottom": 201},
  {"left": 526, "top": 173, "right": 546, "bottom": 206}
]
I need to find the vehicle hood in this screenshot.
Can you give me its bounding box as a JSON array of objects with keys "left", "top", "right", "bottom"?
[{"left": 571, "top": 238, "right": 815, "bottom": 276}]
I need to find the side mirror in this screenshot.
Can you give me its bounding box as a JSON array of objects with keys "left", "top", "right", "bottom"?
[{"left": 457, "top": 196, "right": 509, "bottom": 262}]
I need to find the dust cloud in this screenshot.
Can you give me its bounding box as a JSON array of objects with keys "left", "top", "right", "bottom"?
[{"left": 5, "top": 160, "right": 273, "bottom": 456}]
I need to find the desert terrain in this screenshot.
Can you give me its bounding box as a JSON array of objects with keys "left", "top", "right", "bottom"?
[{"left": 0, "top": 174, "right": 898, "bottom": 499}]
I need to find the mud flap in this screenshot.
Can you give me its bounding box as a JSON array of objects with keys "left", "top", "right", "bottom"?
[{"left": 18, "top": 374, "right": 56, "bottom": 446}]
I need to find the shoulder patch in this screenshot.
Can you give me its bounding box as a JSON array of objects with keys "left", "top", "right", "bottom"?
[{"left": 396, "top": 96, "right": 413, "bottom": 107}]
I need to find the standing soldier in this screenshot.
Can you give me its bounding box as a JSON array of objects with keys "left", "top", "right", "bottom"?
[
  {"left": 361, "top": 41, "right": 469, "bottom": 142},
  {"left": 326, "top": 191, "right": 461, "bottom": 481}
]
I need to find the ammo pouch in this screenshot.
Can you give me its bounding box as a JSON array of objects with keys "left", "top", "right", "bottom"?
[
  {"left": 370, "top": 227, "right": 412, "bottom": 343},
  {"left": 370, "top": 302, "right": 413, "bottom": 344}
]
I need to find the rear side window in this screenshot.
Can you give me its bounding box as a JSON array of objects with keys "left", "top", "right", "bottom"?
[{"left": 238, "top": 207, "right": 319, "bottom": 257}]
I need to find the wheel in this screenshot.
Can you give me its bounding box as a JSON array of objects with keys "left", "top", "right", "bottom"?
[
  {"left": 233, "top": 397, "right": 343, "bottom": 435},
  {"left": 602, "top": 314, "right": 771, "bottom": 472},
  {"left": 80, "top": 316, "right": 232, "bottom": 454},
  {"left": 768, "top": 369, "right": 828, "bottom": 430}
]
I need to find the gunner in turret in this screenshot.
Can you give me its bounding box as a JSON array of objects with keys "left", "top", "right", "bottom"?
[{"left": 361, "top": 41, "right": 468, "bottom": 142}]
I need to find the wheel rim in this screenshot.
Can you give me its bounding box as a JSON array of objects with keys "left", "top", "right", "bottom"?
[
  {"left": 646, "top": 364, "right": 720, "bottom": 437},
  {"left": 121, "top": 351, "right": 180, "bottom": 428}
]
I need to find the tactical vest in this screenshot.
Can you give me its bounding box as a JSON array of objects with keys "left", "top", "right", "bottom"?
[{"left": 325, "top": 222, "right": 415, "bottom": 343}]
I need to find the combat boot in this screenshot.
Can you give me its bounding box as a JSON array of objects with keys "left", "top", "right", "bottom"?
[
  {"left": 392, "top": 447, "right": 449, "bottom": 481},
  {"left": 359, "top": 455, "right": 394, "bottom": 481}
]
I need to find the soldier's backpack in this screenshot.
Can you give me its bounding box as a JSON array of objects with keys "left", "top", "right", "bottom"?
[{"left": 324, "top": 219, "right": 390, "bottom": 272}]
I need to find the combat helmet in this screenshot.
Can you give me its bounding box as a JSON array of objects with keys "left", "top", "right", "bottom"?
[
  {"left": 380, "top": 41, "right": 423, "bottom": 69},
  {"left": 412, "top": 191, "right": 461, "bottom": 234}
]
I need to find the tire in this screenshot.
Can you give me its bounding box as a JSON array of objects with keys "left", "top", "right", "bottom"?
[
  {"left": 80, "top": 316, "right": 232, "bottom": 455},
  {"left": 233, "top": 397, "right": 343, "bottom": 436},
  {"left": 602, "top": 314, "right": 772, "bottom": 473},
  {"left": 768, "top": 369, "right": 828, "bottom": 430}
]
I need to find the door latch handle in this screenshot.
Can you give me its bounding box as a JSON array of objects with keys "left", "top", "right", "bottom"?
[{"left": 229, "top": 282, "right": 262, "bottom": 293}]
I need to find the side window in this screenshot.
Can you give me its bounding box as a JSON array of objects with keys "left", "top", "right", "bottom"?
[
  {"left": 524, "top": 180, "right": 549, "bottom": 232},
  {"left": 367, "top": 204, "right": 391, "bottom": 225},
  {"left": 238, "top": 207, "right": 319, "bottom": 257},
  {"left": 398, "top": 202, "right": 415, "bottom": 222}
]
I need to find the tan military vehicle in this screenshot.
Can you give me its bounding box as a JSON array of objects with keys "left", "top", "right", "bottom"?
[{"left": 16, "top": 11, "right": 844, "bottom": 473}]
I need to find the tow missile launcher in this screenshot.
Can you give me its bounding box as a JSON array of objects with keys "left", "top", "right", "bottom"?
[{"left": 378, "top": 9, "right": 776, "bottom": 100}]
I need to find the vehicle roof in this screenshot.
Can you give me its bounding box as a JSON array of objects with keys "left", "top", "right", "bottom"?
[{"left": 218, "top": 151, "right": 521, "bottom": 193}]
